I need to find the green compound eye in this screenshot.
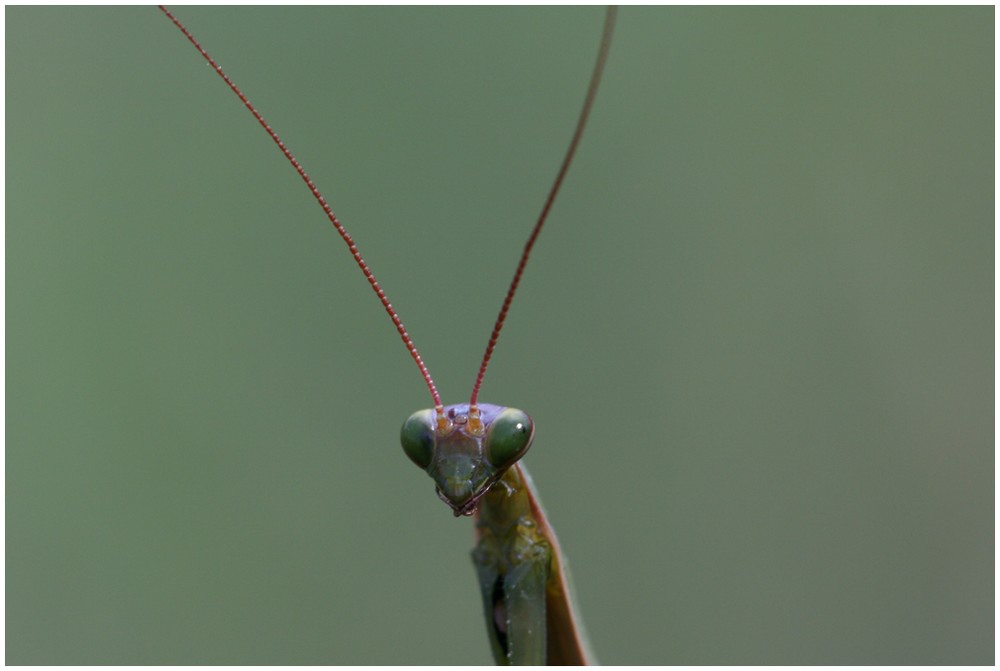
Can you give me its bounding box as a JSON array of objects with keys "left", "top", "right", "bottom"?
[
  {"left": 400, "top": 409, "right": 436, "bottom": 470},
  {"left": 485, "top": 408, "right": 534, "bottom": 469}
]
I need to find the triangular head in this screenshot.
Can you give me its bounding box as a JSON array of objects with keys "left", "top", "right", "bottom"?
[{"left": 400, "top": 403, "right": 534, "bottom": 516}]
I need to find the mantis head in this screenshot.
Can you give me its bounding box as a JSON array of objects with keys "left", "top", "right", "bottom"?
[{"left": 400, "top": 403, "right": 534, "bottom": 516}]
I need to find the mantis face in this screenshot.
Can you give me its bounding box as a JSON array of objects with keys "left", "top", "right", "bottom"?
[{"left": 400, "top": 403, "right": 534, "bottom": 516}]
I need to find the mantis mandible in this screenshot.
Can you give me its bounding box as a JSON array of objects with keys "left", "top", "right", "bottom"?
[{"left": 160, "top": 6, "right": 617, "bottom": 665}]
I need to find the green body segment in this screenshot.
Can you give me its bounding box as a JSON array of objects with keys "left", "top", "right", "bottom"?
[{"left": 473, "top": 463, "right": 595, "bottom": 665}]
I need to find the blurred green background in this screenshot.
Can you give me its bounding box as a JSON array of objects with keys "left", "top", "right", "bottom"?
[{"left": 6, "top": 6, "right": 993, "bottom": 665}]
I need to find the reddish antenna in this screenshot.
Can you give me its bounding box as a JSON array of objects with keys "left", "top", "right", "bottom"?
[
  {"left": 161, "top": 6, "right": 617, "bottom": 423},
  {"left": 468, "top": 7, "right": 617, "bottom": 411},
  {"left": 158, "top": 5, "right": 443, "bottom": 411}
]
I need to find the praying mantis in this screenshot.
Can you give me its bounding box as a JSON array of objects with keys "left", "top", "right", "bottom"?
[{"left": 160, "top": 6, "right": 616, "bottom": 665}]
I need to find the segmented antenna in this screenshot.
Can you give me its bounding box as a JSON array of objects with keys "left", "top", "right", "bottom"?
[
  {"left": 159, "top": 5, "right": 443, "bottom": 411},
  {"left": 468, "top": 7, "right": 618, "bottom": 409}
]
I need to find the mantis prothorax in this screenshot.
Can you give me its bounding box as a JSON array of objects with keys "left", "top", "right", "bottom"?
[{"left": 160, "top": 6, "right": 617, "bottom": 664}]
